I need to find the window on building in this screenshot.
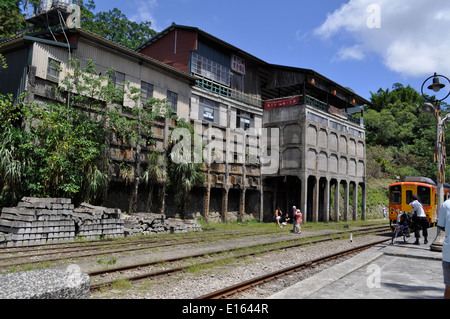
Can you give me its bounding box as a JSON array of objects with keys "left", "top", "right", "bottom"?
[
  {"left": 191, "top": 52, "right": 230, "bottom": 86},
  {"left": 236, "top": 109, "right": 253, "bottom": 130},
  {"left": 47, "top": 58, "right": 61, "bottom": 79},
  {"left": 141, "top": 81, "right": 154, "bottom": 103},
  {"left": 199, "top": 97, "right": 219, "bottom": 123},
  {"left": 111, "top": 71, "right": 125, "bottom": 89},
  {"left": 167, "top": 91, "right": 178, "bottom": 113}
]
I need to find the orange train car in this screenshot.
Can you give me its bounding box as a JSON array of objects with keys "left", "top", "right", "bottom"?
[{"left": 388, "top": 176, "right": 450, "bottom": 229}]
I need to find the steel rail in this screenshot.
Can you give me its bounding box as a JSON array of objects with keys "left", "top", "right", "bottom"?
[
  {"left": 89, "top": 226, "right": 390, "bottom": 292},
  {"left": 0, "top": 229, "right": 274, "bottom": 267},
  {"left": 196, "top": 238, "right": 389, "bottom": 299}
]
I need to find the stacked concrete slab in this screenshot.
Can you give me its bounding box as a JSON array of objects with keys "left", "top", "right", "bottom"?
[
  {"left": 72, "top": 203, "right": 124, "bottom": 239},
  {"left": 123, "top": 213, "right": 202, "bottom": 236},
  {"left": 0, "top": 197, "right": 75, "bottom": 247},
  {"left": 0, "top": 197, "right": 202, "bottom": 247}
]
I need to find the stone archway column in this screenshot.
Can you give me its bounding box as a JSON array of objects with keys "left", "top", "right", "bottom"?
[
  {"left": 313, "top": 177, "right": 319, "bottom": 223},
  {"left": 342, "top": 181, "right": 349, "bottom": 221},
  {"left": 221, "top": 187, "right": 229, "bottom": 223},
  {"left": 300, "top": 175, "right": 307, "bottom": 224},
  {"left": 360, "top": 182, "right": 366, "bottom": 220},
  {"left": 334, "top": 179, "right": 340, "bottom": 222},
  {"left": 352, "top": 181, "right": 358, "bottom": 220},
  {"left": 323, "top": 177, "right": 330, "bottom": 223}
]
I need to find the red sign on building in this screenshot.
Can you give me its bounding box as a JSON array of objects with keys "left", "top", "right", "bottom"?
[
  {"left": 264, "top": 96, "right": 300, "bottom": 110},
  {"left": 231, "top": 55, "right": 245, "bottom": 75}
]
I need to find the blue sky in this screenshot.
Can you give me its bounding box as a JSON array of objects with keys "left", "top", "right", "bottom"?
[{"left": 92, "top": 0, "right": 450, "bottom": 101}]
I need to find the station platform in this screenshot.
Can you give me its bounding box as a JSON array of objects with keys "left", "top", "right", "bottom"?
[{"left": 268, "top": 227, "right": 446, "bottom": 299}]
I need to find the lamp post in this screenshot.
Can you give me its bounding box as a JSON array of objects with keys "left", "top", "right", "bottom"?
[{"left": 421, "top": 73, "right": 450, "bottom": 252}]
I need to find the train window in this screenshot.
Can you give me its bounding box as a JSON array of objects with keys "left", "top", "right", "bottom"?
[
  {"left": 390, "top": 185, "right": 401, "bottom": 204},
  {"left": 417, "top": 186, "right": 431, "bottom": 205},
  {"left": 406, "top": 190, "right": 413, "bottom": 205}
]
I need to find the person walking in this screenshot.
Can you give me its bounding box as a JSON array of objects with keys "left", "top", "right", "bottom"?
[
  {"left": 291, "top": 206, "right": 296, "bottom": 232},
  {"left": 437, "top": 199, "right": 450, "bottom": 299},
  {"left": 409, "top": 194, "right": 428, "bottom": 245},
  {"left": 293, "top": 209, "right": 302, "bottom": 234},
  {"left": 274, "top": 207, "right": 282, "bottom": 228}
]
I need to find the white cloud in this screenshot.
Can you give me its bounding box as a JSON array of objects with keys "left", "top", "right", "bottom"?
[
  {"left": 335, "top": 44, "right": 366, "bottom": 62},
  {"left": 129, "top": 0, "right": 160, "bottom": 30},
  {"left": 314, "top": 0, "right": 450, "bottom": 77}
]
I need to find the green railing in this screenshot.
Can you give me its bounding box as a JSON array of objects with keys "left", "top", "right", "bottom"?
[{"left": 195, "top": 78, "right": 262, "bottom": 107}]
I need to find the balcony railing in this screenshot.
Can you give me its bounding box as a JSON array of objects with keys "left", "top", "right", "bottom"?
[
  {"left": 195, "top": 77, "right": 262, "bottom": 108},
  {"left": 196, "top": 77, "right": 362, "bottom": 126}
]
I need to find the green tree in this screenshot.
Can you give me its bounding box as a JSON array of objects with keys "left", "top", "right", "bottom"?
[
  {"left": 0, "top": 0, "right": 27, "bottom": 38},
  {"left": 4, "top": 0, "right": 155, "bottom": 49},
  {"left": 367, "top": 83, "right": 450, "bottom": 182},
  {"left": 167, "top": 119, "right": 205, "bottom": 219},
  {"left": 82, "top": 7, "right": 156, "bottom": 49}
]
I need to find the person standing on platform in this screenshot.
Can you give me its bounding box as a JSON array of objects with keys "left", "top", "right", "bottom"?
[
  {"left": 410, "top": 195, "right": 428, "bottom": 245},
  {"left": 438, "top": 199, "right": 450, "bottom": 299}
]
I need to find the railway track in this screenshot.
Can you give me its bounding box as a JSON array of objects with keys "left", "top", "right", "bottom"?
[
  {"left": 0, "top": 229, "right": 278, "bottom": 269},
  {"left": 196, "top": 238, "right": 388, "bottom": 299},
  {"left": 89, "top": 225, "right": 390, "bottom": 292}
]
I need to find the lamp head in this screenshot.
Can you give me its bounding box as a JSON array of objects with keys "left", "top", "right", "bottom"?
[
  {"left": 422, "top": 102, "right": 436, "bottom": 115},
  {"left": 428, "top": 73, "right": 445, "bottom": 92}
]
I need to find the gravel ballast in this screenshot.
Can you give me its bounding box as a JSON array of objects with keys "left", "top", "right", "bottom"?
[{"left": 0, "top": 266, "right": 90, "bottom": 299}]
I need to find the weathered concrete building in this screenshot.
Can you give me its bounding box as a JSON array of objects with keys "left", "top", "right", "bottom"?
[
  {"left": 262, "top": 66, "right": 367, "bottom": 222},
  {"left": 0, "top": 9, "right": 370, "bottom": 222},
  {"left": 137, "top": 24, "right": 370, "bottom": 222},
  {"left": 137, "top": 24, "right": 267, "bottom": 222},
  {"left": 0, "top": 26, "right": 195, "bottom": 213}
]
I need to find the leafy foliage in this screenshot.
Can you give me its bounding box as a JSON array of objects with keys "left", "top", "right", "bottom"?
[
  {"left": 82, "top": 4, "right": 156, "bottom": 49},
  {"left": 0, "top": 0, "right": 27, "bottom": 38},
  {"left": 0, "top": 58, "right": 194, "bottom": 210},
  {"left": 2, "top": 0, "right": 155, "bottom": 50},
  {"left": 366, "top": 83, "right": 450, "bottom": 181}
]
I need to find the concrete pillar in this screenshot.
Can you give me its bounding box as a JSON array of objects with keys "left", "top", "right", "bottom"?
[
  {"left": 221, "top": 187, "right": 229, "bottom": 223},
  {"left": 361, "top": 183, "right": 366, "bottom": 220},
  {"left": 239, "top": 187, "right": 246, "bottom": 221},
  {"left": 352, "top": 182, "right": 358, "bottom": 220},
  {"left": 300, "top": 176, "right": 307, "bottom": 224},
  {"left": 323, "top": 178, "right": 330, "bottom": 223},
  {"left": 343, "top": 181, "right": 349, "bottom": 222},
  {"left": 313, "top": 177, "right": 319, "bottom": 223},
  {"left": 259, "top": 184, "right": 264, "bottom": 222},
  {"left": 334, "top": 180, "right": 340, "bottom": 222},
  {"left": 203, "top": 173, "right": 210, "bottom": 223}
]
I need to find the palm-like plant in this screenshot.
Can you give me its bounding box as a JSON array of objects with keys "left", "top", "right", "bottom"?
[
  {"left": 143, "top": 151, "right": 167, "bottom": 213},
  {"left": 168, "top": 158, "right": 204, "bottom": 219},
  {"left": 0, "top": 127, "right": 25, "bottom": 205}
]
